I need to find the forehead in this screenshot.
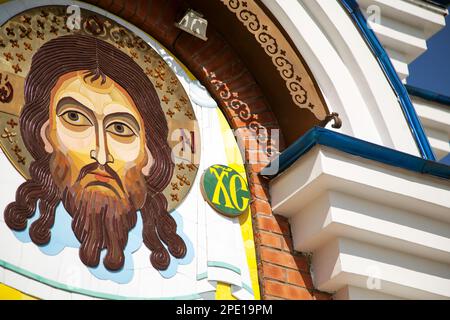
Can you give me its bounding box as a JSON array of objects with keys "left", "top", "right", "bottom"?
[{"left": 50, "top": 71, "right": 142, "bottom": 119}]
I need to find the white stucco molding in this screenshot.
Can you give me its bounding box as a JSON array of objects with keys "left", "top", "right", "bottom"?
[
  {"left": 261, "top": 0, "right": 420, "bottom": 156},
  {"left": 412, "top": 96, "right": 450, "bottom": 160},
  {"left": 271, "top": 146, "right": 450, "bottom": 220},
  {"left": 314, "top": 237, "right": 450, "bottom": 299},
  {"left": 334, "top": 285, "right": 405, "bottom": 300},
  {"left": 357, "top": 0, "right": 447, "bottom": 80},
  {"left": 270, "top": 146, "right": 450, "bottom": 299}
]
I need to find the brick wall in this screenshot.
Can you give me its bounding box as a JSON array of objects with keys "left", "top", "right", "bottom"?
[{"left": 85, "top": 0, "right": 331, "bottom": 300}]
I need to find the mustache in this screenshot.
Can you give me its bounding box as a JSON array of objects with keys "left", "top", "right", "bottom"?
[{"left": 76, "top": 162, "right": 125, "bottom": 193}]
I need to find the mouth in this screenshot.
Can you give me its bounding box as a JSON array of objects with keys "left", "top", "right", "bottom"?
[
  {"left": 77, "top": 163, "right": 126, "bottom": 194},
  {"left": 89, "top": 170, "right": 113, "bottom": 183}
]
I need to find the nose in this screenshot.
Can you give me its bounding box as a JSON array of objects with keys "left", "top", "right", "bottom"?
[{"left": 90, "top": 130, "right": 114, "bottom": 165}]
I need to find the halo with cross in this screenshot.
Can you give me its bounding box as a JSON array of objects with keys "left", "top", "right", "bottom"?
[{"left": 0, "top": 5, "right": 200, "bottom": 212}]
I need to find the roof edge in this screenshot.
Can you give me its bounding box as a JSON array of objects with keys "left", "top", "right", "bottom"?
[
  {"left": 339, "top": 0, "right": 436, "bottom": 160},
  {"left": 262, "top": 127, "right": 450, "bottom": 180},
  {"left": 405, "top": 0, "right": 449, "bottom": 14},
  {"left": 406, "top": 85, "right": 450, "bottom": 107}
]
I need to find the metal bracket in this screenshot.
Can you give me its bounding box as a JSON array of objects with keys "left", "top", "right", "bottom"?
[{"left": 320, "top": 112, "right": 342, "bottom": 129}]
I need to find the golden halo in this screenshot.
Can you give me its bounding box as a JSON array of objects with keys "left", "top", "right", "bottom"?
[{"left": 0, "top": 6, "right": 200, "bottom": 212}]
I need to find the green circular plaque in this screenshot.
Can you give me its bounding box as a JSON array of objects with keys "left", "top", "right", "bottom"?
[{"left": 201, "top": 164, "right": 250, "bottom": 217}]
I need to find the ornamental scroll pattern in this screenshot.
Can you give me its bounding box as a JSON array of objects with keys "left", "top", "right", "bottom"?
[
  {"left": 203, "top": 67, "right": 276, "bottom": 159},
  {"left": 221, "top": 0, "right": 328, "bottom": 121}
]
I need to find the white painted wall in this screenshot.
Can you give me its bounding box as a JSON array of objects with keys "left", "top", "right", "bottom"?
[
  {"left": 357, "top": 0, "right": 447, "bottom": 82},
  {"left": 265, "top": 1, "right": 450, "bottom": 299},
  {"left": 411, "top": 96, "right": 450, "bottom": 160},
  {"left": 270, "top": 146, "right": 450, "bottom": 300},
  {"left": 262, "top": 0, "right": 420, "bottom": 157}
]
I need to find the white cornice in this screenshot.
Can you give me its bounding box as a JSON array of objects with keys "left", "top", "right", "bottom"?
[
  {"left": 270, "top": 146, "right": 450, "bottom": 299},
  {"left": 357, "top": 0, "right": 447, "bottom": 81},
  {"left": 404, "top": 0, "right": 449, "bottom": 16}
]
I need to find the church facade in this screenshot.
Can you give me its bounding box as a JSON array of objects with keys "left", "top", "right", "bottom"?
[{"left": 0, "top": 0, "right": 449, "bottom": 300}]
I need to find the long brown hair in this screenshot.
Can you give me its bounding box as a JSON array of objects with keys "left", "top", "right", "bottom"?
[{"left": 4, "top": 34, "right": 186, "bottom": 271}]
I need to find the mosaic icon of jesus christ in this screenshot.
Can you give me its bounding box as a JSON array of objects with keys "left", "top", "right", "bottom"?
[{"left": 3, "top": 34, "right": 187, "bottom": 272}]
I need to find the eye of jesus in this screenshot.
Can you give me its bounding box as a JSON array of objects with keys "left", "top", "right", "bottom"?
[
  {"left": 107, "top": 122, "right": 135, "bottom": 137},
  {"left": 67, "top": 112, "right": 79, "bottom": 121},
  {"left": 60, "top": 110, "right": 92, "bottom": 127}
]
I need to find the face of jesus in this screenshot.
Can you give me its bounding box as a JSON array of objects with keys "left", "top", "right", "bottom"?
[
  {"left": 43, "top": 71, "right": 152, "bottom": 201},
  {"left": 39, "top": 70, "right": 156, "bottom": 270},
  {"left": 5, "top": 34, "right": 186, "bottom": 272}
]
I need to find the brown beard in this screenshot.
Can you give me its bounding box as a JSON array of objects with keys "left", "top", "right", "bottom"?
[{"left": 50, "top": 150, "right": 148, "bottom": 271}]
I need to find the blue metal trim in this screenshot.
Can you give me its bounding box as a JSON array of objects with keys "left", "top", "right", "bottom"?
[
  {"left": 207, "top": 261, "right": 242, "bottom": 275},
  {"left": 263, "top": 126, "right": 450, "bottom": 180},
  {"left": 0, "top": 259, "right": 203, "bottom": 300},
  {"left": 423, "top": 0, "right": 450, "bottom": 8},
  {"left": 339, "top": 0, "right": 436, "bottom": 160},
  {"left": 406, "top": 85, "right": 450, "bottom": 107}
]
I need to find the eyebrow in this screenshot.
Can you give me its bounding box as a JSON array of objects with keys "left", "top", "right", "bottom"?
[
  {"left": 56, "top": 97, "right": 96, "bottom": 124},
  {"left": 104, "top": 112, "right": 141, "bottom": 134}
]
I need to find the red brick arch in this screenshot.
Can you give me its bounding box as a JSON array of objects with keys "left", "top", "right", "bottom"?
[{"left": 85, "top": 0, "right": 331, "bottom": 300}]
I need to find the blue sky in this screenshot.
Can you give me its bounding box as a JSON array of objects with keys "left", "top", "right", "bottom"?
[
  {"left": 408, "top": 14, "right": 450, "bottom": 96},
  {"left": 408, "top": 14, "right": 450, "bottom": 164}
]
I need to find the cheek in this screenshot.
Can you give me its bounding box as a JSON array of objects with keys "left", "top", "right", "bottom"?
[
  {"left": 54, "top": 123, "right": 96, "bottom": 171},
  {"left": 108, "top": 137, "right": 142, "bottom": 164},
  {"left": 108, "top": 137, "right": 145, "bottom": 173}
]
